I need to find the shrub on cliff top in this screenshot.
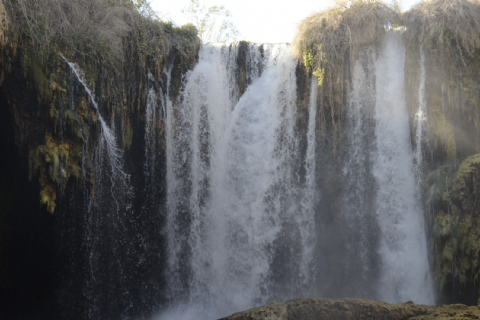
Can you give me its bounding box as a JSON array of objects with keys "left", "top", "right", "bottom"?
[
  {"left": 5, "top": 0, "right": 133, "bottom": 59},
  {"left": 2, "top": 0, "right": 198, "bottom": 66},
  {"left": 403, "top": 0, "right": 480, "bottom": 61},
  {"left": 292, "top": 0, "right": 399, "bottom": 72}
]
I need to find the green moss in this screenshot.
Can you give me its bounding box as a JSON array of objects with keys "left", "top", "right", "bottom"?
[
  {"left": 39, "top": 185, "right": 56, "bottom": 214},
  {"left": 65, "top": 109, "right": 81, "bottom": 125},
  {"left": 64, "top": 109, "right": 88, "bottom": 143},
  {"left": 451, "top": 154, "right": 480, "bottom": 193},
  {"left": 425, "top": 164, "right": 454, "bottom": 205},
  {"left": 301, "top": 46, "right": 326, "bottom": 88},
  {"left": 427, "top": 154, "right": 480, "bottom": 293},
  {"left": 313, "top": 67, "right": 325, "bottom": 88},
  {"left": 426, "top": 154, "right": 480, "bottom": 207},
  {"left": 432, "top": 209, "right": 480, "bottom": 292},
  {"left": 66, "top": 163, "right": 81, "bottom": 181},
  {"left": 303, "top": 49, "right": 316, "bottom": 69},
  {"left": 30, "top": 132, "right": 87, "bottom": 213}
]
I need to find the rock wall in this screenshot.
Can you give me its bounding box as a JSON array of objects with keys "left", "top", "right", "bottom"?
[
  {"left": 0, "top": 2, "right": 199, "bottom": 318},
  {"left": 403, "top": 2, "right": 480, "bottom": 304}
]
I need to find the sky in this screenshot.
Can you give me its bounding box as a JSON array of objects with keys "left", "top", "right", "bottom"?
[{"left": 150, "top": 0, "right": 421, "bottom": 44}]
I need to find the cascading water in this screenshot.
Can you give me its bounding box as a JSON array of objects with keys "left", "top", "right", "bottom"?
[
  {"left": 414, "top": 45, "right": 427, "bottom": 182},
  {"left": 61, "top": 54, "right": 125, "bottom": 180},
  {"left": 59, "top": 55, "right": 137, "bottom": 319},
  {"left": 341, "top": 32, "right": 434, "bottom": 304},
  {"left": 162, "top": 43, "right": 317, "bottom": 319},
  {"left": 159, "top": 35, "right": 435, "bottom": 319},
  {"left": 373, "top": 32, "right": 433, "bottom": 303},
  {"left": 53, "top": 31, "right": 438, "bottom": 319},
  {"left": 340, "top": 45, "right": 380, "bottom": 298}
]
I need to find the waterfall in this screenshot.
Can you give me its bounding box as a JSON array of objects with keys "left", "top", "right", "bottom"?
[
  {"left": 300, "top": 75, "right": 318, "bottom": 288},
  {"left": 60, "top": 54, "right": 135, "bottom": 319},
  {"left": 338, "top": 32, "right": 434, "bottom": 304},
  {"left": 144, "top": 72, "right": 163, "bottom": 196},
  {"left": 159, "top": 35, "right": 435, "bottom": 319},
  {"left": 60, "top": 54, "right": 125, "bottom": 180},
  {"left": 341, "top": 45, "right": 379, "bottom": 298},
  {"left": 55, "top": 33, "right": 438, "bottom": 319},
  {"left": 371, "top": 32, "right": 433, "bottom": 304},
  {"left": 414, "top": 45, "right": 427, "bottom": 182},
  {"left": 162, "top": 43, "right": 317, "bottom": 319}
]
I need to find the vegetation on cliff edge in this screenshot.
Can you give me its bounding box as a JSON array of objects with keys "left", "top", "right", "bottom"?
[{"left": 0, "top": 0, "right": 200, "bottom": 213}]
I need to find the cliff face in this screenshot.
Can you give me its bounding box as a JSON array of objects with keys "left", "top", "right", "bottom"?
[
  {"left": 0, "top": 1, "right": 199, "bottom": 318},
  {"left": 293, "top": 0, "right": 480, "bottom": 306},
  {"left": 404, "top": 41, "right": 480, "bottom": 305},
  {"left": 402, "top": 1, "right": 480, "bottom": 305}
]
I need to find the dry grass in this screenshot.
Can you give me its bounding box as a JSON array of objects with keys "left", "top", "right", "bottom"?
[
  {"left": 4, "top": 0, "right": 134, "bottom": 60},
  {"left": 2, "top": 0, "right": 198, "bottom": 66},
  {"left": 292, "top": 0, "right": 399, "bottom": 156},
  {"left": 293, "top": 0, "right": 399, "bottom": 71},
  {"left": 403, "top": 0, "right": 480, "bottom": 59}
]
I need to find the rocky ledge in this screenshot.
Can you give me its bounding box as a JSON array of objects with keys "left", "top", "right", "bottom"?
[{"left": 221, "top": 298, "right": 480, "bottom": 320}]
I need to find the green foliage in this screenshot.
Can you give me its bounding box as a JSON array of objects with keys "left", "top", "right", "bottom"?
[
  {"left": 303, "top": 46, "right": 327, "bottom": 87},
  {"left": 182, "top": 0, "right": 239, "bottom": 43},
  {"left": 30, "top": 133, "right": 84, "bottom": 213}
]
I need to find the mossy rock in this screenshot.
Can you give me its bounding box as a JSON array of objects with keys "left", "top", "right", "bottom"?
[
  {"left": 429, "top": 153, "right": 480, "bottom": 296},
  {"left": 221, "top": 298, "right": 480, "bottom": 320},
  {"left": 39, "top": 185, "right": 56, "bottom": 214},
  {"left": 450, "top": 154, "right": 480, "bottom": 196},
  {"left": 29, "top": 132, "right": 87, "bottom": 213}
]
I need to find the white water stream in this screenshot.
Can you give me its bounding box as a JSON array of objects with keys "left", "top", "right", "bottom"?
[
  {"left": 162, "top": 43, "right": 317, "bottom": 319},
  {"left": 366, "top": 33, "right": 433, "bottom": 303},
  {"left": 61, "top": 54, "right": 125, "bottom": 177},
  {"left": 159, "top": 35, "right": 434, "bottom": 319},
  {"left": 414, "top": 45, "right": 427, "bottom": 182}
]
